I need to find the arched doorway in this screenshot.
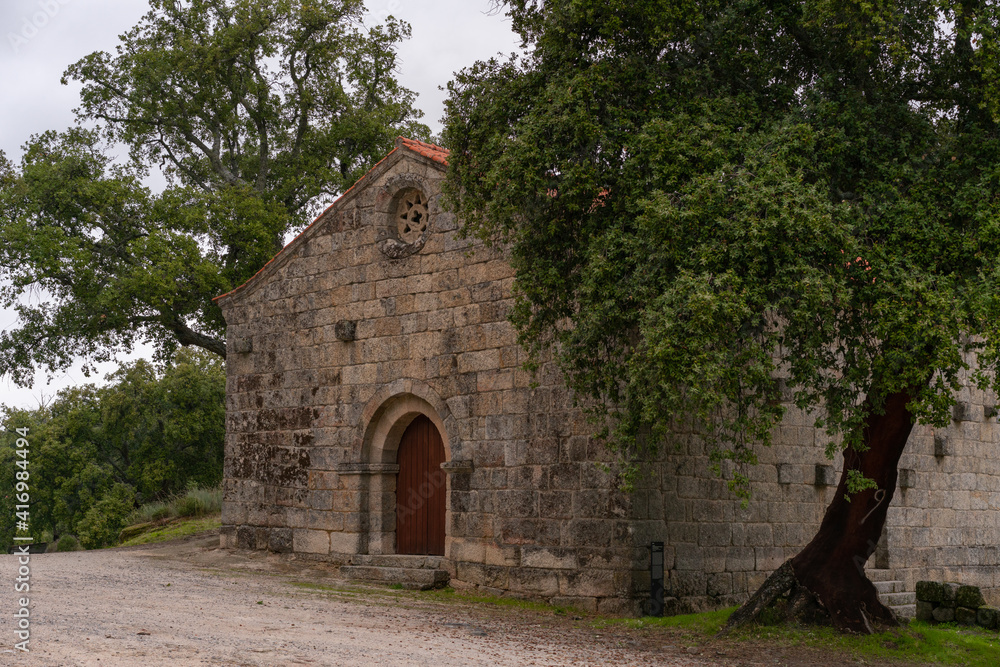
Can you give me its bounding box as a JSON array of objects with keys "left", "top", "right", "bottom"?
[{"left": 395, "top": 415, "right": 446, "bottom": 555}]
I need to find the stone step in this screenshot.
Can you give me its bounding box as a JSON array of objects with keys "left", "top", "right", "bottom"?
[
  {"left": 890, "top": 603, "right": 916, "bottom": 620},
  {"left": 349, "top": 554, "right": 444, "bottom": 570},
  {"left": 881, "top": 591, "right": 916, "bottom": 607},
  {"left": 873, "top": 580, "right": 908, "bottom": 595},
  {"left": 340, "top": 565, "right": 449, "bottom": 591},
  {"left": 865, "top": 568, "right": 897, "bottom": 583}
]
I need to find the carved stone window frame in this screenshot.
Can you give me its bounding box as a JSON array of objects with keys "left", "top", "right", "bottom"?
[{"left": 376, "top": 175, "right": 433, "bottom": 259}]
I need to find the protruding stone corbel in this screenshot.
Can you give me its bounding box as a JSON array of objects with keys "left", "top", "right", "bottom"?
[
  {"left": 952, "top": 402, "right": 973, "bottom": 422},
  {"left": 776, "top": 463, "right": 797, "bottom": 484},
  {"left": 335, "top": 320, "right": 357, "bottom": 341},
  {"left": 934, "top": 433, "right": 951, "bottom": 457},
  {"left": 814, "top": 464, "right": 836, "bottom": 487},
  {"left": 232, "top": 337, "right": 253, "bottom": 353}
]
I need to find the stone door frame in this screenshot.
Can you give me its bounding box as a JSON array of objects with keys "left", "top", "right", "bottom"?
[{"left": 355, "top": 380, "right": 462, "bottom": 555}]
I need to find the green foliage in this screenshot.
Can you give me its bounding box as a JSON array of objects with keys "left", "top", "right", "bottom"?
[
  {"left": 128, "top": 501, "right": 175, "bottom": 525},
  {"left": 77, "top": 483, "right": 136, "bottom": 549},
  {"left": 0, "top": 349, "right": 225, "bottom": 548},
  {"left": 442, "top": 0, "right": 1000, "bottom": 492},
  {"left": 174, "top": 486, "right": 223, "bottom": 518},
  {"left": 0, "top": 0, "right": 429, "bottom": 383},
  {"left": 54, "top": 535, "right": 81, "bottom": 552}
]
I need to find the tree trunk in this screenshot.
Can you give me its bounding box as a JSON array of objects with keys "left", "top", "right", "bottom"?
[{"left": 723, "top": 389, "right": 919, "bottom": 634}]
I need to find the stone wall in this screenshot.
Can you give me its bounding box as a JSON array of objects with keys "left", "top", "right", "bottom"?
[
  {"left": 217, "top": 142, "right": 636, "bottom": 612},
  {"left": 887, "top": 374, "right": 1000, "bottom": 605},
  {"left": 218, "top": 139, "right": 1000, "bottom": 614},
  {"left": 627, "top": 380, "right": 1000, "bottom": 613}
]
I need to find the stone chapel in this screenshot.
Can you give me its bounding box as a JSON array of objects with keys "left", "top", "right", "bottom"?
[{"left": 217, "top": 137, "right": 1000, "bottom": 615}]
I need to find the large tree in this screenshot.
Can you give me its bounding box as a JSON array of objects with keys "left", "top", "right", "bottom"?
[
  {"left": 0, "top": 348, "right": 226, "bottom": 549},
  {"left": 442, "top": 0, "right": 1000, "bottom": 633},
  {"left": 0, "top": 0, "right": 428, "bottom": 383}
]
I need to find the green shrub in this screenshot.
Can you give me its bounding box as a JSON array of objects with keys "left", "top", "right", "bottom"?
[
  {"left": 77, "top": 484, "right": 135, "bottom": 549},
  {"left": 150, "top": 504, "right": 173, "bottom": 520},
  {"left": 54, "top": 535, "right": 81, "bottom": 552},
  {"left": 174, "top": 486, "right": 222, "bottom": 518},
  {"left": 127, "top": 501, "right": 175, "bottom": 525}
]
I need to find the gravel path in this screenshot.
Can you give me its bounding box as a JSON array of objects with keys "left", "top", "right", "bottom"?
[{"left": 0, "top": 533, "right": 721, "bottom": 666}]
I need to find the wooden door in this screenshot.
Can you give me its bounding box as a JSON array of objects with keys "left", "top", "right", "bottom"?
[{"left": 396, "top": 415, "right": 446, "bottom": 555}]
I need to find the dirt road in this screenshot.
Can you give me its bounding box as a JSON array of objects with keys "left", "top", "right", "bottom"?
[
  {"left": 0, "top": 532, "right": 889, "bottom": 666},
  {"left": 0, "top": 532, "right": 727, "bottom": 666}
]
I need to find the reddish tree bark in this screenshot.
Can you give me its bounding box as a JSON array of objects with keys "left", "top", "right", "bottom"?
[
  {"left": 790, "top": 389, "right": 917, "bottom": 632},
  {"left": 723, "top": 389, "right": 919, "bottom": 634}
]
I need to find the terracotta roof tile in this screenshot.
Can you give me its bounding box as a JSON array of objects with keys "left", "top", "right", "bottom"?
[{"left": 398, "top": 136, "right": 449, "bottom": 165}]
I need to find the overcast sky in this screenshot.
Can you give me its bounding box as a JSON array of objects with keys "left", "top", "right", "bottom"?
[{"left": 0, "top": 0, "right": 520, "bottom": 411}]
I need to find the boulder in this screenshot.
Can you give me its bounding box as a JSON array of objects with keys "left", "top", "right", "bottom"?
[
  {"left": 940, "top": 582, "right": 960, "bottom": 603},
  {"left": 955, "top": 607, "right": 978, "bottom": 626},
  {"left": 915, "top": 581, "right": 944, "bottom": 603},
  {"left": 977, "top": 606, "right": 999, "bottom": 631},
  {"left": 932, "top": 606, "right": 955, "bottom": 623},
  {"left": 955, "top": 585, "right": 985, "bottom": 609}
]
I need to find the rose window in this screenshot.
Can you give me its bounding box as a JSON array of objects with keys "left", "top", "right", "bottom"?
[{"left": 396, "top": 191, "right": 429, "bottom": 243}]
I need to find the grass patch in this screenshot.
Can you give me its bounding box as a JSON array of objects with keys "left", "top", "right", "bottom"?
[
  {"left": 126, "top": 486, "right": 222, "bottom": 528},
  {"left": 119, "top": 486, "right": 223, "bottom": 545},
  {"left": 290, "top": 582, "right": 349, "bottom": 593},
  {"left": 607, "top": 607, "right": 999, "bottom": 666},
  {"left": 417, "top": 587, "right": 579, "bottom": 615},
  {"left": 290, "top": 581, "right": 582, "bottom": 616},
  {"left": 175, "top": 487, "right": 222, "bottom": 518},
  {"left": 732, "top": 620, "right": 1000, "bottom": 667},
  {"left": 118, "top": 515, "right": 221, "bottom": 547},
  {"left": 597, "top": 607, "right": 733, "bottom": 634},
  {"left": 127, "top": 500, "right": 175, "bottom": 524}
]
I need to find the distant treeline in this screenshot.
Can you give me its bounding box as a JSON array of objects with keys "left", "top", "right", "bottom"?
[{"left": 0, "top": 349, "right": 225, "bottom": 549}]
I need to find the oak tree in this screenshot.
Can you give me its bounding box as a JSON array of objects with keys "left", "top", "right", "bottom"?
[
  {"left": 0, "top": 348, "right": 226, "bottom": 549},
  {"left": 0, "top": 0, "right": 429, "bottom": 383},
  {"left": 443, "top": 0, "right": 1000, "bottom": 632}
]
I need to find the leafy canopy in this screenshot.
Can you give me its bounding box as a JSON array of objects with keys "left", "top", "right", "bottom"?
[
  {"left": 0, "top": 348, "right": 226, "bottom": 549},
  {"left": 442, "top": 0, "right": 1000, "bottom": 494},
  {"left": 0, "top": 0, "right": 429, "bottom": 383}
]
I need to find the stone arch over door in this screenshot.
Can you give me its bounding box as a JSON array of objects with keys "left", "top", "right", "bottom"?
[{"left": 355, "top": 381, "right": 463, "bottom": 555}]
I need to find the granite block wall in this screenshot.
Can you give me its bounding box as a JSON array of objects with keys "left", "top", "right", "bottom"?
[{"left": 217, "top": 139, "right": 1000, "bottom": 613}]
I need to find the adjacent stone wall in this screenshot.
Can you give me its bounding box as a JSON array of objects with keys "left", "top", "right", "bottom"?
[
  {"left": 888, "top": 373, "right": 1000, "bottom": 606},
  {"left": 626, "top": 405, "right": 840, "bottom": 614},
  {"left": 219, "top": 140, "right": 1000, "bottom": 614},
  {"left": 626, "top": 380, "right": 1000, "bottom": 613},
  {"left": 915, "top": 581, "right": 999, "bottom": 628}
]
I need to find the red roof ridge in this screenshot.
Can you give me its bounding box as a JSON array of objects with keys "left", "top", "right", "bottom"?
[{"left": 396, "top": 136, "right": 449, "bottom": 165}]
